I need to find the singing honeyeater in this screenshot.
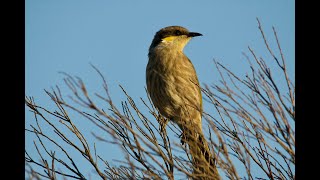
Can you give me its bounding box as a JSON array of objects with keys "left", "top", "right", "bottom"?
[{"left": 146, "top": 26, "right": 220, "bottom": 179}]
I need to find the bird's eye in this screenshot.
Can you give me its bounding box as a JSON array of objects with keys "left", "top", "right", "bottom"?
[{"left": 175, "top": 30, "right": 182, "bottom": 36}]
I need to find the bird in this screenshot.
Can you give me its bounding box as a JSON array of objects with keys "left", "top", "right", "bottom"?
[
  {"left": 146, "top": 26, "right": 219, "bottom": 179},
  {"left": 146, "top": 26, "right": 203, "bottom": 140}
]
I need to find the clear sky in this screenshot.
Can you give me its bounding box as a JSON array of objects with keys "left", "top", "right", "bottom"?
[{"left": 26, "top": 0, "right": 294, "bottom": 179}]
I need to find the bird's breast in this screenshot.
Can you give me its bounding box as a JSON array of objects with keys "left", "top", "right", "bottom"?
[{"left": 146, "top": 49, "right": 202, "bottom": 120}]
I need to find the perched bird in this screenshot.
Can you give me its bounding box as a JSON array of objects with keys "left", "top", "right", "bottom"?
[{"left": 146, "top": 26, "right": 219, "bottom": 179}]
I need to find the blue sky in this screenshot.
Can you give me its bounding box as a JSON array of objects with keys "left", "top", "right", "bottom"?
[{"left": 26, "top": 0, "right": 294, "bottom": 179}]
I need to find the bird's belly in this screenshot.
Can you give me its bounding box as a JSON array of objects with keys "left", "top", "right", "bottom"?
[{"left": 150, "top": 70, "right": 200, "bottom": 120}]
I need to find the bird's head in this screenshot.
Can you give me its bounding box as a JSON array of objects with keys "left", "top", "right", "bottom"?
[{"left": 149, "top": 26, "right": 202, "bottom": 52}]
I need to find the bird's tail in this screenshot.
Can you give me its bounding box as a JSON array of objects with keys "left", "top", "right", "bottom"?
[{"left": 182, "top": 127, "right": 220, "bottom": 179}]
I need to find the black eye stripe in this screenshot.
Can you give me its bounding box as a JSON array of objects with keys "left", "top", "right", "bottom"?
[
  {"left": 156, "top": 29, "right": 186, "bottom": 41},
  {"left": 174, "top": 30, "right": 182, "bottom": 36}
]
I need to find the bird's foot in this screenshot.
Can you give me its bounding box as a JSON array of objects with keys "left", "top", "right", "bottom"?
[
  {"left": 180, "top": 131, "right": 189, "bottom": 145},
  {"left": 158, "top": 115, "right": 168, "bottom": 134}
]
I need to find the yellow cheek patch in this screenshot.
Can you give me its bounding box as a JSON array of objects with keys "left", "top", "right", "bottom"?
[{"left": 162, "top": 36, "right": 177, "bottom": 42}]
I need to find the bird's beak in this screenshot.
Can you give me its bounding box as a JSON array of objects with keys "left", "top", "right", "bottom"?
[{"left": 188, "top": 32, "right": 203, "bottom": 37}]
